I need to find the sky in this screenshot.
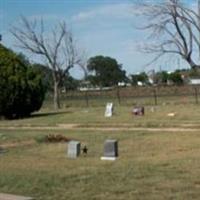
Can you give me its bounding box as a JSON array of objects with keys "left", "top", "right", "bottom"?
[{"left": 0, "top": 0, "right": 198, "bottom": 78}]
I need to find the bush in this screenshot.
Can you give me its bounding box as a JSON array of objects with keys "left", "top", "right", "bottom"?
[
  {"left": 0, "top": 44, "right": 46, "bottom": 119},
  {"left": 168, "top": 71, "right": 183, "bottom": 85}
]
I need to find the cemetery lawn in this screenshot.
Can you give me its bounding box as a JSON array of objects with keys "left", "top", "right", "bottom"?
[
  {"left": 1, "top": 104, "right": 200, "bottom": 199},
  {"left": 1, "top": 128, "right": 200, "bottom": 200},
  {"left": 0, "top": 104, "right": 200, "bottom": 128}
]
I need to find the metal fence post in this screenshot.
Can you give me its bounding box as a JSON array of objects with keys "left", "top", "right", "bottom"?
[
  {"left": 85, "top": 90, "right": 89, "bottom": 107},
  {"left": 153, "top": 88, "right": 158, "bottom": 105},
  {"left": 194, "top": 87, "right": 198, "bottom": 104},
  {"left": 116, "top": 86, "right": 121, "bottom": 105}
]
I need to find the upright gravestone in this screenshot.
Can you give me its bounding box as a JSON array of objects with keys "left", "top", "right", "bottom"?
[
  {"left": 67, "top": 140, "right": 81, "bottom": 159},
  {"left": 104, "top": 102, "right": 113, "bottom": 117},
  {"left": 101, "top": 139, "right": 118, "bottom": 161},
  {"left": 132, "top": 106, "right": 144, "bottom": 116},
  {"left": 0, "top": 147, "right": 6, "bottom": 155}
]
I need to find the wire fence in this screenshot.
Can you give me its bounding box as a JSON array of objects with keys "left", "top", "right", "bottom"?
[{"left": 43, "top": 85, "right": 200, "bottom": 109}]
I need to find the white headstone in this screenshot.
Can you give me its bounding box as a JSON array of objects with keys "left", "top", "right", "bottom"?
[{"left": 104, "top": 102, "right": 113, "bottom": 117}]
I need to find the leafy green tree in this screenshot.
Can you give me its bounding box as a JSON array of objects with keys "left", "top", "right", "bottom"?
[
  {"left": 0, "top": 44, "right": 46, "bottom": 119},
  {"left": 62, "top": 75, "right": 80, "bottom": 91},
  {"left": 168, "top": 71, "right": 183, "bottom": 85},
  {"left": 154, "top": 71, "right": 169, "bottom": 85},
  {"left": 130, "top": 72, "right": 149, "bottom": 86},
  {"left": 189, "top": 68, "right": 200, "bottom": 78},
  {"left": 32, "top": 63, "right": 53, "bottom": 91},
  {"left": 87, "top": 55, "right": 127, "bottom": 87},
  {"left": 33, "top": 64, "right": 80, "bottom": 92}
]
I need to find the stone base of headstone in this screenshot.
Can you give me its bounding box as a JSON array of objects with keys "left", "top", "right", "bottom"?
[
  {"left": 100, "top": 156, "right": 117, "bottom": 161},
  {"left": 0, "top": 193, "right": 34, "bottom": 200}
]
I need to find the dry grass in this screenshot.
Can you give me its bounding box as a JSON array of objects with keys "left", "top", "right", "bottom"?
[
  {"left": 1, "top": 129, "right": 200, "bottom": 199},
  {"left": 1, "top": 104, "right": 200, "bottom": 128},
  {"left": 1, "top": 100, "right": 200, "bottom": 199}
]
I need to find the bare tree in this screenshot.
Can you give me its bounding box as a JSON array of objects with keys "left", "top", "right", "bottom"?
[
  {"left": 136, "top": 0, "right": 200, "bottom": 69},
  {"left": 11, "top": 16, "right": 82, "bottom": 110}
]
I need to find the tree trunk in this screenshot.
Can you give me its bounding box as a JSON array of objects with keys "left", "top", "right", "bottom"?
[
  {"left": 53, "top": 80, "right": 60, "bottom": 110},
  {"left": 184, "top": 55, "right": 200, "bottom": 70}
]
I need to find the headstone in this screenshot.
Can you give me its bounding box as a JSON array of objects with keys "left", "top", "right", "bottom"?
[
  {"left": 104, "top": 102, "right": 113, "bottom": 117},
  {"left": 150, "top": 106, "right": 155, "bottom": 112},
  {"left": 67, "top": 140, "right": 81, "bottom": 159},
  {"left": 132, "top": 106, "right": 144, "bottom": 116},
  {"left": 0, "top": 147, "right": 7, "bottom": 154},
  {"left": 101, "top": 139, "right": 118, "bottom": 161}
]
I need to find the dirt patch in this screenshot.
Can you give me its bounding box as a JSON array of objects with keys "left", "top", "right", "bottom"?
[
  {"left": 43, "top": 134, "right": 71, "bottom": 143},
  {"left": 0, "top": 140, "right": 36, "bottom": 149},
  {"left": 0, "top": 123, "right": 199, "bottom": 132}
]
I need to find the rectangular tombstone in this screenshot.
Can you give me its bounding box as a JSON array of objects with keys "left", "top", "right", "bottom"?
[
  {"left": 104, "top": 102, "right": 113, "bottom": 117},
  {"left": 0, "top": 147, "right": 6, "bottom": 154},
  {"left": 67, "top": 140, "right": 81, "bottom": 159},
  {"left": 101, "top": 139, "right": 118, "bottom": 160}
]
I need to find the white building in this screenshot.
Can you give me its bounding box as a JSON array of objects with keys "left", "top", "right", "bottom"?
[{"left": 189, "top": 79, "right": 200, "bottom": 85}]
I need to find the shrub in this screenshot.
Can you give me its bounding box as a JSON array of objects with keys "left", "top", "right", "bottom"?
[{"left": 0, "top": 44, "right": 46, "bottom": 119}]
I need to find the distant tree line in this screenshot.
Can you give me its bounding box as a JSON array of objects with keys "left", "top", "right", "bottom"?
[
  {"left": 129, "top": 68, "right": 200, "bottom": 86},
  {"left": 37, "top": 54, "right": 200, "bottom": 89}
]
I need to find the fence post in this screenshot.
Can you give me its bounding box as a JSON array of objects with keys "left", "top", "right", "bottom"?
[
  {"left": 194, "top": 87, "right": 198, "bottom": 104},
  {"left": 85, "top": 90, "right": 89, "bottom": 107},
  {"left": 153, "top": 88, "right": 158, "bottom": 105},
  {"left": 116, "top": 86, "right": 121, "bottom": 105}
]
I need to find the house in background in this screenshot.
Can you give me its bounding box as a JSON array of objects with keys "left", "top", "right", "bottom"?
[{"left": 189, "top": 78, "right": 200, "bottom": 85}]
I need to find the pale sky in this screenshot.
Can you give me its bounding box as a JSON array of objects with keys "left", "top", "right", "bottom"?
[{"left": 0, "top": 0, "right": 198, "bottom": 78}]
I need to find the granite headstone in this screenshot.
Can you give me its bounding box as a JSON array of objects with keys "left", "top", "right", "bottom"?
[
  {"left": 67, "top": 140, "right": 81, "bottom": 159},
  {"left": 101, "top": 139, "right": 118, "bottom": 160}
]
